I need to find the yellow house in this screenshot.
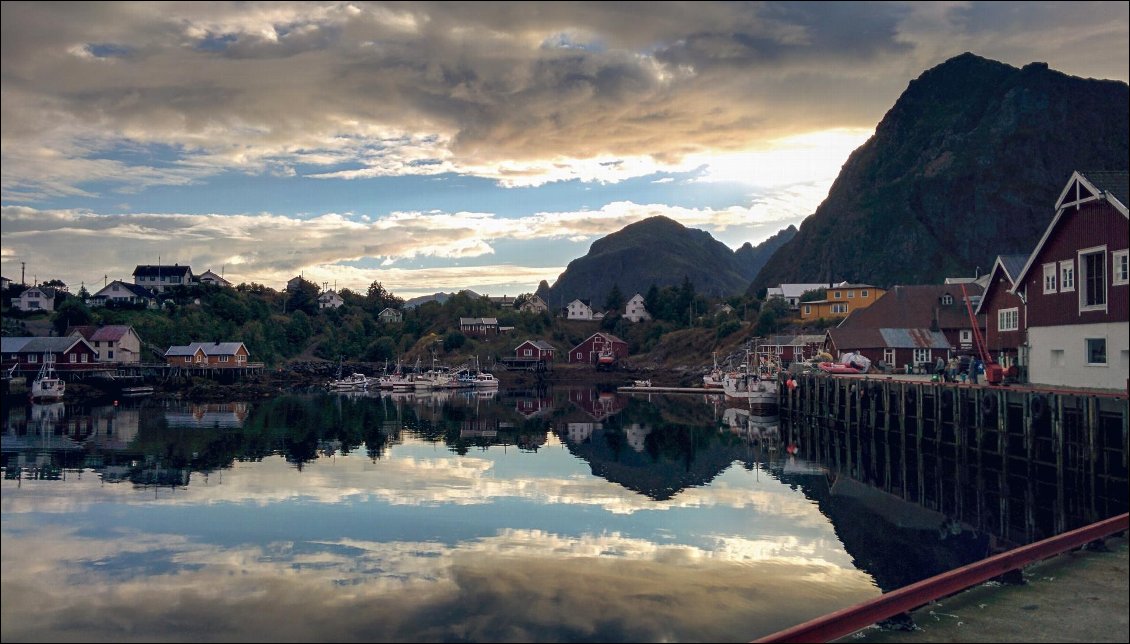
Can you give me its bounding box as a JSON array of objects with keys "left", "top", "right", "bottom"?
[{"left": 799, "top": 282, "right": 885, "bottom": 321}]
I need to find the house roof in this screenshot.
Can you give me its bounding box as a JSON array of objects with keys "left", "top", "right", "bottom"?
[
  {"left": 165, "top": 342, "right": 247, "bottom": 357},
  {"left": 93, "top": 281, "right": 155, "bottom": 299},
  {"left": 460, "top": 317, "right": 499, "bottom": 325},
  {"left": 378, "top": 307, "right": 401, "bottom": 315},
  {"left": 838, "top": 284, "right": 982, "bottom": 331},
  {"left": 973, "top": 254, "right": 1029, "bottom": 315},
  {"left": 19, "top": 286, "right": 56, "bottom": 298},
  {"left": 768, "top": 283, "right": 833, "bottom": 299},
  {"left": 198, "top": 269, "right": 231, "bottom": 284},
  {"left": 317, "top": 290, "right": 341, "bottom": 300},
  {"left": 517, "top": 340, "right": 555, "bottom": 351},
  {"left": 1, "top": 336, "right": 91, "bottom": 354},
  {"left": 132, "top": 264, "right": 192, "bottom": 278},
  {"left": 91, "top": 325, "right": 135, "bottom": 342},
  {"left": 1015, "top": 170, "right": 1130, "bottom": 290},
  {"left": 827, "top": 328, "right": 951, "bottom": 350}
]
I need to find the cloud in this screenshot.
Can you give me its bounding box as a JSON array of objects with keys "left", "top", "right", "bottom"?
[
  {"left": 3, "top": 2, "right": 1124, "bottom": 197},
  {"left": 0, "top": 196, "right": 816, "bottom": 297}
]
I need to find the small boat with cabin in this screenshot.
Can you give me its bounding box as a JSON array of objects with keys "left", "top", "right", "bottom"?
[{"left": 29, "top": 358, "right": 66, "bottom": 403}]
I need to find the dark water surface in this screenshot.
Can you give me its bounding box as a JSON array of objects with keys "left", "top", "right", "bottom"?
[{"left": 1, "top": 388, "right": 1119, "bottom": 642}]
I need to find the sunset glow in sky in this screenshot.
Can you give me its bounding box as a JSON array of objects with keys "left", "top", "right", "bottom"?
[{"left": 2, "top": 2, "right": 1127, "bottom": 298}]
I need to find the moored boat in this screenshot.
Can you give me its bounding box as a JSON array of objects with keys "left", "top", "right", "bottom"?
[{"left": 29, "top": 359, "right": 65, "bottom": 402}]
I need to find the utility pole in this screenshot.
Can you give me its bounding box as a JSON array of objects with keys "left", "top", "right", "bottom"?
[{"left": 21, "top": 261, "right": 25, "bottom": 286}]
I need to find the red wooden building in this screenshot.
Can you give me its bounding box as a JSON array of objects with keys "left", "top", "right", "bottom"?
[
  {"left": 568, "top": 332, "right": 628, "bottom": 364},
  {"left": 514, "top": 340, "right": 556, "bottom": 361},
  {"left": 973, "top": 254, "right": 1029, "bottom": 370}
]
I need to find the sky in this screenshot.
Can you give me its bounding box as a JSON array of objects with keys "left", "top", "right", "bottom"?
[{"left": 2, "top": 2, "right": 1127, "bottom": 300}]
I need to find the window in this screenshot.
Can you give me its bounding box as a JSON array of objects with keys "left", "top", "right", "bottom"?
[
  {"left": 1114, "top": 249, "right": 1129, "bottom": 285},
  {"left": 831, "top": 303, "right": 848, "bottom": 314},
  {"left": 913, "top": 348, "right": 931, "bottom": 364},
  {"left": 219, "top": 356, "right": 230, "bottom": 363},
  {"left": 1059, "top": 260, "right": 1075, "bottom": 291},
  {"left": 847, "top": 291, "right": 855, "bottom": 299},
  {"left": 883, "top": 348, "right": 895, "bottom": 366},
  {"left": 1043, "top": 263, "right": 1057, "bottom": 293},
  {"left": 523, "top": 349, "right": 532, "bottom": 357},
  {"left": 69, "top": 353, "right": 77, "bottom": 362},
  {"left": 803, "top": 305, "right": 811, "bottom": 315},
  {"left": 108, "top": 350, "right": 113, "bottom": 359},
  {"left": 833, "top": 291, "right": 842, "bottom": 299},
  {"left": 941, "top": 294, "right": 953, "bottom": 305},
  {"left": 998, "top": 307, "right": 1019, "bottom": 331},
  {"left": 861, "top": 290, "right": 868, "bottom": 298},
  {"left": 29, "top": 355, "right": 38, "bottom": 363},
  {"left": 960, "top": 330, "right": 972, "bottom": 344},
  {"left": 237, "top": 355, "right": 246, "bottom": 364},
  {"left": 1086, "top": 338, "right": 1107, "bottom": 365},
  {"left": 81, "top": 354, "right": 88, "bottom": 363},
  {"left": 1079, "top": 247, "right": 1107, "bottom": 310}
]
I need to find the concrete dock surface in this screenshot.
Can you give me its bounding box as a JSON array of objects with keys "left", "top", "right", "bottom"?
[{"left": 836, "top": 534, "right": 1128, "bottom": 643}]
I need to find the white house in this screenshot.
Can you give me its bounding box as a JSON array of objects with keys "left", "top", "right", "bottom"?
[
  {"left": 11, "top": 286, "right": 56, "bottom": 312},
  {"left": 132, "top": 264, "right": 193, "bottom": 293},
  {"left": 70, "top": 325, "right": 144, "bottom": 363},
  {"left": 197, "top": 269, "right": 232, "bottom": 288},
  {"left": 88, "top": 281, "right": 156, "bottom": 308},
  {"left": 766, "top": 283, "right": 834, "bottom": 309},
  {"left": 623, "top": 293, "right": 651, "bottom": 322},
  {"left": 565, "top": 299, "right": 594, "bottom": 320},
  {"left": 317, "top": 290, "right": 344, "bottom": 309},
  {"left": 519, "top": 294, "right": 549, "bottom": 314},
  {"left": 378, "top": 307, "right": 403, "bottom": 324}
]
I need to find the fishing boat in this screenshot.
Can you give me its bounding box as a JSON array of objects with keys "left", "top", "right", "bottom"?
[
  {"left": 29, "top": 358, "right": 65, "bottom": 402},
  {"left": 721, "top": 345, "right": 780, "bottom": 404},
  {"left": 327, "top": 372, "right": 371, "bottom": 391},
  {"left": 702, "top": 352, "right": 726, "bottom": 389}
]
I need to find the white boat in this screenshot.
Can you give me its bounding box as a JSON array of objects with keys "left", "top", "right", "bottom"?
[
  {"left": 29, "top": 358, "right": 65, "bottom": 402},
  {"left": 721, "top": 345, "right": 780, "bottom": 404},
  {"left": 702, "top": 352, "right": 726, "bottom": 389},
  {"left": 327, "top": 372, "right": 371, "bottom": 391},
  {"left": 473, "top": 372, "right": 500, "bottom": 389}
]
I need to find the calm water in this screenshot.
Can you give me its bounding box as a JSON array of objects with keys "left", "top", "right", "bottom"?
[{"left": 0, "top": 386, "right": 1101, "bottom": 642}]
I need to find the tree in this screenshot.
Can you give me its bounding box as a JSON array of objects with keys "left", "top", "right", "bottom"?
[
  {"left": 604, "top": 284, "right": 624, "bottom": 314},
  {"left": 41, "top": 279, "right": 68, "bottom": 292},
  {"left": 52, "top": 297, "right": 93, "bottom": 335}
]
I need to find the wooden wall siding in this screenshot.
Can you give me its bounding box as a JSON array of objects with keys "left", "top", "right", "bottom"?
[
  {"left": 983, "top": 269, "right": 1025, "bottom": 351},
  {"left": 1024, "top": 202, "right": 1129, "bottom": 327}
]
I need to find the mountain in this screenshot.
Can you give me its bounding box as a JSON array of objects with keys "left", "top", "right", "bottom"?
[
  {"left": 752, "top": 52, "right": 1129, "bottom": 291},
  {"left": 542, "top": 216, "right": 793, "bottom": 309},
  {"left": 403, "top": 290, "right": 479, "bottom": 308},
  {"left": 734, "top": 225, "right": 796, "bottom": 278}
]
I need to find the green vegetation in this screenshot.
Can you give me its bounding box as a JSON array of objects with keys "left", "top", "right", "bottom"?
[{"left": 1, "top": 275, "right": 795, "bottom": 371}]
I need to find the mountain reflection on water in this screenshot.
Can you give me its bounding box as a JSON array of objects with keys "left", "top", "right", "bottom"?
[{"left": 1, "top": 388, "right": 1120, "bottom": 643}]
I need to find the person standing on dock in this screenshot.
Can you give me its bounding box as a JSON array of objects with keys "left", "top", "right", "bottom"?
[{"left": 968, "top": 357, "right": 979, "bottom": 385}]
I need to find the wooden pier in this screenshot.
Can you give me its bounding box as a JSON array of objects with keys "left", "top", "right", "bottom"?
[{"left": 780, "top": 372, "right": 1129, "bottom": 545}]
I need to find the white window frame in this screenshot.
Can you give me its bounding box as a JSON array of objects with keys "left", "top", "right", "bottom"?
[
  {"left": 1113, "top": 249, "right": 1129, "bottom": 286},
  {"left": 913, "top": 348, "right": 931, "bottom": 365},
  {"left": 1078, "top": 246, "right": 1107, "bottom": 312},
  {"left": 861, "top": 290, "right": 868, "bottom": 298},
  {"left": 803, "top": 305, "right": 811, "bottom": 316},
  {"left": 1043, "top": 263, "right": 1057, "bottom": 294},
  {"left": 831, "top": 303, "right": 848, "bottom": 314},
  {"left": 833, "top": 291, "right": 842, "bottom": 299},
  {"left": 998, "top": 307, "right": 1019, "bottom": 332},
  {"left": 1059, "top": 260, "right": 1075, "bottom": 292},
  {"left": 1085, "top": 338, "right": 1107, "bottom": 366},
  {"left": 847, "top": 290, "right": 855, "bottom": 299},
  {"left": 960, "top": 330, "right": 972, "bottom": 344}
]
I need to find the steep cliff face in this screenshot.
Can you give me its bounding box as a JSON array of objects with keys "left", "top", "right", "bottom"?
[
  {"left": 752, "top": 52, "right": 1129, "bottom": 290},
  {"left": 543, "top": 215, "right": 792, "bottom": 307}
]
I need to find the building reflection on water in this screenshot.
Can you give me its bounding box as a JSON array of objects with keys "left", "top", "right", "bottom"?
[{"left": 2, "top": 388, "right": 1125, "bottom": 594}]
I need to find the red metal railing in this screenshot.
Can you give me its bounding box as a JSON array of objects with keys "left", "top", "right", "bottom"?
[{"left": 753, "top": 512, "right": 1129, "bottom": 643}]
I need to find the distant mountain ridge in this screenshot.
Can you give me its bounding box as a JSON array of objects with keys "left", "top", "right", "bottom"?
[
  {"left": 541, "top": 216, "right": 795, "bottom": 309},
  {"left": 752, "top": 52, "right": 1129, "bottom": 290}
]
